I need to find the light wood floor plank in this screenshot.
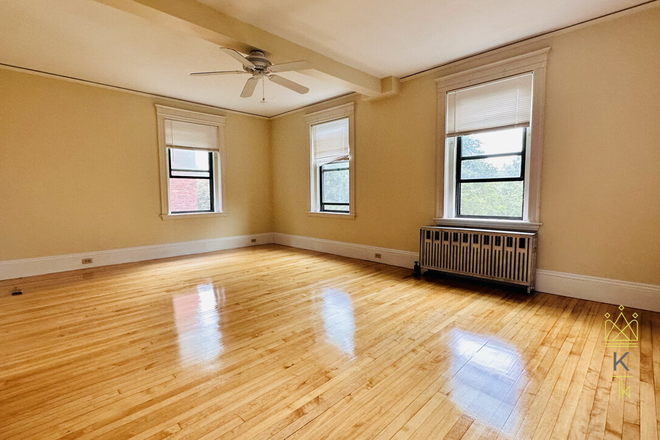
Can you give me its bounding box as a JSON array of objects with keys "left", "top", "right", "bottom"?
[{"left": 1, "top": 245, "right": 659, "bottom": 440}]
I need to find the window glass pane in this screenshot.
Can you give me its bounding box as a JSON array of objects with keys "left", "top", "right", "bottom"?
[
  {"left": 459, "top": 181, "right": 523, "bottom": 218},
  {"left": 170, "top": 149, "right": 210, "bottom": 171},
  {"left": 460, "top": 127, "right": 524, "bottom": 157},
  {"left": 171, "top": 170, "right": 211, "bottom": 178},
  {"left": 170, "top": 178, "right": 212, "bottom": 212},
  {"left": 461, "top": 155, "right": 521, "bottom": 180},
  {"left": 321, "top": 163, "right": 349, "bottom": 204},
  {"left": 322, "top": 204, "right": 349, "bottom": 212}
]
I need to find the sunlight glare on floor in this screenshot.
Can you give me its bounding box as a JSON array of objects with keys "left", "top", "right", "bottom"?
[
  {"left": 173, "top": 283, "right": 224, "bottom": 369},
  {"left": 448, "top": 329, "right": 524, "bottom": 433}
]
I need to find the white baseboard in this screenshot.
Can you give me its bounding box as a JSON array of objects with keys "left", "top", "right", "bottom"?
[
  {"left": 273, "top": 233, "right": 418, "bottom": 269},
  {"left": 4, "top": 231, "right": 659, "bottom": 313},
  {"left": 535, "top": 269, "right": 660, "bottom": 312},
  {"left": 0, "top": 233, "right": 274, "bottom": 281},
  {"left": 273, "top": 233, "right": 660, "bottom": 312}
]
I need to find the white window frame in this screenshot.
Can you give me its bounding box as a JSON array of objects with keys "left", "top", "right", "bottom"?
[
  {"left": 155, "top": 105, "right": 227, "bottom": 220},
  {"left": 305, "top": 103, "right": 356, "bottom": 219},
  {"left": 435, "top": 48, "right": 549, "bottom": 232}
]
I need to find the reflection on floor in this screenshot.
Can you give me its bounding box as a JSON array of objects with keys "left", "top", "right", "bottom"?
[
  {"left": 0, "top": 244, "right": 658, "bottom": 439},
  {"left": 173, "top": 284, "right": 224, "bottom": 368},
  {"left": 448, "top": 329, "right": 523, "bottom": 434},
  {"left": 321, "top": 289, "right": 355, "bottom": 356}
]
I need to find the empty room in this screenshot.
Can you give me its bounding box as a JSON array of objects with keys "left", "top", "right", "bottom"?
[{"left": 1, "top": 0, "right": 659, "bottom": 439}]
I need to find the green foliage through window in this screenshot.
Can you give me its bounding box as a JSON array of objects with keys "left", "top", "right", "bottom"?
[
  {"left": 457, "top": 128, "right": 525, "bottom": 219},
  {"left": 320, "top": 160, "right": 349, "bottom": 212}
]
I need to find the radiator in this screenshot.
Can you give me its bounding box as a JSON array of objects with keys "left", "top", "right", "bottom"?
[{"left": 419, "top": 226, "right": 537, "bottom": 293}]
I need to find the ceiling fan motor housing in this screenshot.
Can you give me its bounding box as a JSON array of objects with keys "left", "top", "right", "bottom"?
[{"left": 245, "top": 50, "right": 272, "bottom": 72}]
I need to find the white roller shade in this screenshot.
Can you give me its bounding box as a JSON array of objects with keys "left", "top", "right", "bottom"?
[
  {"left": 165, "top": 119, "right": 219, "bottom": 151},
  {"left": 446, "top": 73, "right": 533, "bottom": 137},
  {"left": 312, "top": 118, "right": 350, "bottom": 166}
]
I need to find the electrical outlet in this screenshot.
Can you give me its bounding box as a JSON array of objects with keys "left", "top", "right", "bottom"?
[
  {"left": 82, "top": 258, "right": 93, "bottom": 264},
  {"left": 251, "top": 238, "right": 257, "bottom": 243},
  {"left": 375, "top": 253, "right": 382, "bottom": 259}
]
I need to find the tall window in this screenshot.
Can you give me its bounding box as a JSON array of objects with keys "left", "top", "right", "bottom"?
[
  {"left": 306, "top": 103, "right": 355, "bottom": 217},
  {"left": 436, "top": 49, "right": 548, "bottom": 230},
  {"left": 314, "top": 118, "right": 350, "bottom": 213},
  {"left": 156, "top": 106, "right": 225, "bottom": 218},
  {"left": 449, "top": 73, "right": 532, "bottom": 219}
]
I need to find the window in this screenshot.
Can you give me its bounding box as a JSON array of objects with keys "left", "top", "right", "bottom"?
[
  {"left": 168, "top": 149, "right": 214, "bottom": 214},
  {"left": 305, "top": 103, "right": 355, "bottom": 218},
  {"left": 155, "top": 106, "right": 226, "bottom": 219},
  {"left": 320, "top": 160, "right": 350, "bottom": 212},
  {"left": 456, "top": 127, "right": 527, "bottom": 219},
  {"left": 436, "top": 49, "right": 549, "bottom": 231}
]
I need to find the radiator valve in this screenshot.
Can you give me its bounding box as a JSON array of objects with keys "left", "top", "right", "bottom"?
[{"left": 413, "top": 261, "right": 421, "bottom": 277}]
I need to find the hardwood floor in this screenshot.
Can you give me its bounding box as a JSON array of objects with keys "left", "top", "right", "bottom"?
[{"left": 0, "top": 244, "right": 658, "bottom": 439}]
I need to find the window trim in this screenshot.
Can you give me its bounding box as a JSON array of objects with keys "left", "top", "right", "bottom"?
[
  {"left": 305, "top": 103, "right": 356, "bottom": 219},
  {"left": 155, "top": 105, "right": 226, "bottom": 219},
  {"left": 435, "top": 48, "right": 549, "bottom": 231}
]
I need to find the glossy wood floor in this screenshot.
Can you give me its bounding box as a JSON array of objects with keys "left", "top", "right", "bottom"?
[{"left": 1, "top": 245, "right": 659, "bottom": 440}]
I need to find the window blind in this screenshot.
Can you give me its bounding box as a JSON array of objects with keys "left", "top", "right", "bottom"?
[
  {"left": 164, "top": 119, "right": 219, "bottom": 151},
  {"left": 446, "top": 73, "right": 533, "bottom": 137},
  {"left": 312, "top": 118, "right": 350, "bottom": 166}
]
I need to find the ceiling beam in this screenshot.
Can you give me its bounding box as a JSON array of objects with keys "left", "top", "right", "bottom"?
[{"left": 93, "top": 0, "right": 390, "bottom": 97}]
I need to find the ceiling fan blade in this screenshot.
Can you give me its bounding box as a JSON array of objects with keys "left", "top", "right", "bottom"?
[
  {"left": 241, "top": 77, "right": 259, "bottom": 98},
  {"left": 269, "top": 60, "right": 312, "bottom": 73},
  {"left": 268, "top": 74, "right": 309, "bottom": 94},
  {"left": 190, "top": 70, "right": 248, "bottom": 76},
  {"left": 220, "top": 47, "right": 255, "bottom": 69}
]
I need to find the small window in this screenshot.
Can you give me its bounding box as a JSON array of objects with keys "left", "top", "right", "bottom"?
[
  {"left": 168, "top": 149, "right": 214, "bottom": 214},
  {"left": 320, "top": 160, "right": 349, "bottom": 213},
  {"left": 155, "top": 106, "right": 225, "bottom": 218},
  {"left": 305, "top": 103, "right": 355, "bottom": 217}
]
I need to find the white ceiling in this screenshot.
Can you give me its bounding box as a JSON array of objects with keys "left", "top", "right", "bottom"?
[
  {"left": 197, "top": 0, "right": 647, "bottom": 78},
  {"left": 0, "top": 0, "right": 648, "bottom": 117},
  {"left": 0, "top": 0, "right": 351, "bottom": 117}
]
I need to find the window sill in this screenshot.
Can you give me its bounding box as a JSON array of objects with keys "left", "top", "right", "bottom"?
[
  {"left": 434, "top": 217, "right": 541, "bottom": 232},
  {"left": 161, "top": 212, "right": 227, "bottom": 220},
  {"left": 308, "top": 211, "right": 355, "bottom": 220}
]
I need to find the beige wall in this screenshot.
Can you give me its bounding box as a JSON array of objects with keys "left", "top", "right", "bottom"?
[
  {"left": 2, "top": 7, "right": 658, "bottom": 286},
  {"left": 271, "top": 7, "right": 660, "bottom": 285},
  {"left": 0, "top": 69, "right": 272, "bottom": 260},
  {"left": 271, "top": 84, "right": 437, "bottom": 252}
]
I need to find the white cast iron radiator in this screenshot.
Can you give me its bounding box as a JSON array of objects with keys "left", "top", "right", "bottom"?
[{"left": 419, "top": 226, "right": 537, "bottom": 293}]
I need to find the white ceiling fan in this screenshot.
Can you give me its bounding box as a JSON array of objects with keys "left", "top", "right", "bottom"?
[{"left": 191, "top": 48, "right": 312, "bottom": 98}]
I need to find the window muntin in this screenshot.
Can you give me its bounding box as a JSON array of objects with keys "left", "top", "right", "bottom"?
[
  {"left": 320, "top": 160, "right": 349, "bottom": 213},
  {"left": 168, "top": 148, "right": 214, "bottom": 214},
  {"left": 455, "top": 127, "right": 526, "bottom": 219}
]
